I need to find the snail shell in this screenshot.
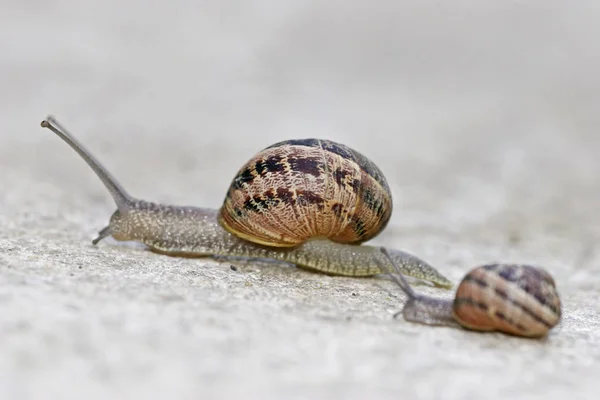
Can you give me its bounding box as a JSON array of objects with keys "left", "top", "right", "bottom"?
[
  {"left": 453, "top": 264, "right": 562, "bottom": 337},
  {"left": 219, "top": 139, "right": 393, "bottom": 247}
]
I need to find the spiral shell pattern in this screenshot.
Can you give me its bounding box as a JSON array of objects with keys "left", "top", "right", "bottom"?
[
  {"left": 219, "top": 139, "right": 392, "bottom": 247},
  {"left": 453, "top": 264, "right": 562, "bottom": 337}
]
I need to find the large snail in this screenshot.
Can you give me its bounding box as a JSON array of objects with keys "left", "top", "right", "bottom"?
[
  {"left": 40, "top": 116, "right": 452, "bottom": 287},
  {"left": 381, "top": 248, "right": 562, "bottom": 337}
]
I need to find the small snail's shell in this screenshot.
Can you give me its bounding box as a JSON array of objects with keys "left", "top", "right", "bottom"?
[
  {"left": 219, "top": 139, "right": 392, "bottom": 247},
  {"left": 453, "top": 264, "right": 562, "bottom": 337}
]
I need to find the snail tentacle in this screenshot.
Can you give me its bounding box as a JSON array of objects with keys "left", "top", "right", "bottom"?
[{"left": 381, "top": 247, "right": 458, "bottom": 326}]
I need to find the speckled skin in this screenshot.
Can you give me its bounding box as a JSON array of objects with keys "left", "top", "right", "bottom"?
[
  {"left": 41, "top": 117, "right": 453, "bottom": 288},
  {"left": 220, "top": 139, "right": 392, "bottom": 247},
  {"left": 384, "top": 249, "right": 562, "bottom": 338},
  {"left": 108, "top": 202, "right": 450, "bottom": 284}
]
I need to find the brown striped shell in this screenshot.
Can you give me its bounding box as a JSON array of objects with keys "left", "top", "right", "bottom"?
[
  {"left": 452, "top": 264, "right": 562, "bottom": 337},
  {"left": 218, "top": 139, "right": 393, "bottom": 247}
]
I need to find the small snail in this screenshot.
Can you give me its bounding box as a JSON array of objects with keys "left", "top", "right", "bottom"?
[
  {"left": 40, "top": 116, "right": 452, "bottom": 287},
  {"left": 381, "top": 248, "right": 562, "bottom": 337}
]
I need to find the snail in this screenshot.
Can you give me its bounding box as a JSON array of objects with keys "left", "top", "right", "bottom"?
[
  {"left": 40, "top": 116, "right": 453, "bottom": 287},
  {"left": 381, "top": 248, "right": 562, "bottom": 337}
]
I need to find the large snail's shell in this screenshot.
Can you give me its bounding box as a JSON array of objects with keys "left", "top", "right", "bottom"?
[
  {"left": 219, "top": 139, "right": 392, "bottom": 247},
  {"left": 453, "top": 264, "right": 562, "bottom": 337}
]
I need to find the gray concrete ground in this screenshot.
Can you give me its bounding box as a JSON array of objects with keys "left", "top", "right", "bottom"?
[{"left": 1, "top": 1, "right": 599, "bottom": 399}]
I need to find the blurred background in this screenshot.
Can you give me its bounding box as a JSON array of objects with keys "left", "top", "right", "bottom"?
[
  {"left": 2, "top": 1, "right": 598, "bottom": 239},
  {"left": 1, "top": 1, "right": 599, "bottom": 399}
]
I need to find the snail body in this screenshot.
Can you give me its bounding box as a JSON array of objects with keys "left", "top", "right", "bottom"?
[
  {"left": 40, "top": 117, "right": 452, "bottom": 287},
  {"left": 382, "top": 248, "right": 562, "bottom": 337}
]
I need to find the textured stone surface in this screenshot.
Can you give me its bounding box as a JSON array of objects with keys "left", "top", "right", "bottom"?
[{"left": 1, "top": 1, "right": 599, "bottom": 399}]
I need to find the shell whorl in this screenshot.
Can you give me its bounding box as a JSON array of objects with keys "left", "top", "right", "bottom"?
[
  {"left": 452, "top": 264, "right": 562, "bottom": 337},
  {"left": 219, "top": 139, "right": 393, "bottom": 247}
]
